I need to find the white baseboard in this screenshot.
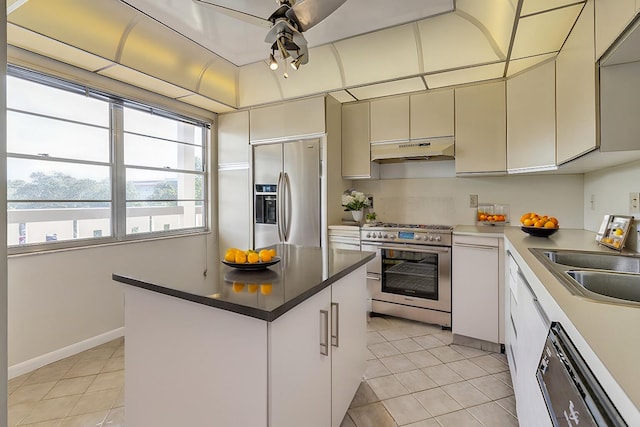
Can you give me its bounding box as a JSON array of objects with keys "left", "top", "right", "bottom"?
[{"left": 9, "top": 327, "right": 125, "bottom": 379}]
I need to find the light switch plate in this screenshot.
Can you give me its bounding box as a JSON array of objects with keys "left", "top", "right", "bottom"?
[
  {"left": 630, "top": 192, "right": 640, "bottom": 213},
  {"left": 469, "top": 194, "right": 478, "bottom": 208}
]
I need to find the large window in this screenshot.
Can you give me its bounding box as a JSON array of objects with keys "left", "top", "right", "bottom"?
[{"left": 6, "top": 68, "right": 208, "bottom": 250}]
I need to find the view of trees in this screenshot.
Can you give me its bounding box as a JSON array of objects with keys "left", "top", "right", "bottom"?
[{"left": 8, "top": 172, "right": 202, "bottom": 209}]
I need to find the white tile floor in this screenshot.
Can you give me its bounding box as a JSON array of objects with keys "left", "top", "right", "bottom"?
[
  {"left": 7, "top": 315, "right": 518, "bottom": 426},
  {"left": 342, "top": 315, "right": 518, "bottom": 427}
]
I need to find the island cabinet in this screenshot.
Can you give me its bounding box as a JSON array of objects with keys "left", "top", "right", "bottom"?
[
  {"left": 594, "top": 0, "right": 638, "bottom": 60},
  {"left": 341, "top": 101, "right": 379, "bottom": 179},
  {"left": 506, "top": 60, "right": 556, "bottom": 172},
  {"left": 454, "top": 81, "right": 506, "bottom": 175},
  {"left": 556, "top": 0, "right": 597, "bottom": 164},
  {"left": 117, "top": 248, "right": 370, "bottom": 427},
  {"left": 270, "top": 270, "right": 367, "bottom": 427},
  {"left": 505, "top": 252, "right": 551, "bottom": 427},
  {"left": 452, "top": 235, "right": 503, "bottom": 350}
]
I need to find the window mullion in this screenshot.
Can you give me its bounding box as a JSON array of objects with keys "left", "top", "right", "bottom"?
[{"left": 112, "top": 103, "right": 126, "bottom": 240}]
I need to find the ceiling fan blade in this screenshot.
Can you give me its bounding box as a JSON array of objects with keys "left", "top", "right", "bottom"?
[
  {"left": 193, "top": 0, "right": 273, "bottom": 29},
  {"left": 286, "top": 0, "right": 347, "bottom": 32}
]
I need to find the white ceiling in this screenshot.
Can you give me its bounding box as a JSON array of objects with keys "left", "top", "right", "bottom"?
[
  {"left": 5, "top": 0, "right": 588, "bottom": 112},
  {"left": 121, "top": 0, "right": 455, "bottom": 66}
]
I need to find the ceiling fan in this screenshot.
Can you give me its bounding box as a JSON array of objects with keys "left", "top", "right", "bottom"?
[{"left": 194, "top": 0, "right": 347, "bottom": 74}]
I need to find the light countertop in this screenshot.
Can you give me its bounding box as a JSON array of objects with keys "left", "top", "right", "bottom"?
[{"left": 502, "top": 226, "right": 640, "bottom": 422}]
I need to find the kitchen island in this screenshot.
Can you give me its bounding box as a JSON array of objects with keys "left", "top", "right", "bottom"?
[{"left": 113, "top": 244, "right": 374, "bottom": 427}]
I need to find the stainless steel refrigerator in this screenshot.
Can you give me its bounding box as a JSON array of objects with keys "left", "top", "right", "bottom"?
[{"left": 253, "top": 138, "right": 321, "bottom": 248}]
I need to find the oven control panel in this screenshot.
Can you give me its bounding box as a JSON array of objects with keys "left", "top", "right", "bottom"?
[{"left": 361, "top": 230, "right": 450, "bottom": 245}]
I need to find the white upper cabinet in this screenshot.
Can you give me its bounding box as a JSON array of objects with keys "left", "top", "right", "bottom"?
[
  {"left": 556, "top": 0, "right": 597, "bottom": 164},
  {"left": 600, "top": 61, "right": 640, "bottom": 151},
  {"left": 594, "top": 0, "right": 638, "bottom": 60},
  {"left": 218, "top": 111, "right": 250, "bottom": 164},
  {"left": 507, "top": 60, "right": 556, "bottom": 172},
  {"left": 341, "top": 102, "right": 378, "bottom": 179},
  {"left": 370, "top": 96, "right": 410, "bottom": 142},
  {"left": 455, "top": 81, "right": 507, "bottom": 174},
  {"left": 250, "top": 97, "right": 326, "bottom": 142},
  {"left": 410, "top": 89, "right": 455, "bottom": 139}
]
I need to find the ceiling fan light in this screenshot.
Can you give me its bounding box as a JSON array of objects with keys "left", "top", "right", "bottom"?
[
  {"left": 290, "top": 54, "right": 305, "bottom": 70},
  {"left": 276, "top": 37, "right": 291, "bottom": 59},
  {"left": 269, "top": 53, "right": 279, "bottom": 70}
]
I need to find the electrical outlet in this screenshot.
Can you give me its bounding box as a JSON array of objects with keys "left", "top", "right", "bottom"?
[
  {"left": 630, "top": 192, "right": 640, "bottom": 213},
  {"left": 469, "top": 194, "right": 478, "bottom": 208},
  {"left": 590, "top": 194, "right": 596, "bottom": 211}
]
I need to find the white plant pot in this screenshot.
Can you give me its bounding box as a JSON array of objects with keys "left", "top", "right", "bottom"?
[{"left": 351, "top": 210, "right": 363, "bottom": 223}]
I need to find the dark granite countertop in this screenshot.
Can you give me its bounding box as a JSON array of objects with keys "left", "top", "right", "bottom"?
[{"left": 113, "top": 244, "right": 374, "bottom": 322}]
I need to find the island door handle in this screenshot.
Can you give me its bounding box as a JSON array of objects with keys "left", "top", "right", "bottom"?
[
  {"left": 320, "top": 310, "right": 329, "bottom": 356},
  {"left": 331, "top": 302, "right": 339, "bottom": 347}
]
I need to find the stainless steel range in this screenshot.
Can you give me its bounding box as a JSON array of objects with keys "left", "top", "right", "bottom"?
[{"left": 361, "top": 223, "right": 452, "bottom": 327}]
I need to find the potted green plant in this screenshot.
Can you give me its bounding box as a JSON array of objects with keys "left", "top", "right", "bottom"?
[{"left": 365, "top": 212, "right": 377, "bottom": 224}]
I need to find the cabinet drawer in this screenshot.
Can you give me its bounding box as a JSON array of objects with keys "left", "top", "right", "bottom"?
[{"left": 453, "top": 235, "right": 499, "bottom": 247}]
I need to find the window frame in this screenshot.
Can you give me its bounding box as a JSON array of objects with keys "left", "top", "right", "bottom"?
[{"left": 7, "top": 66, "right": 210, "bottom": 254}]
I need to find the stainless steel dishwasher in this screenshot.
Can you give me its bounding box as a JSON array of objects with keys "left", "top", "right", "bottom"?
[{"left": 537, "top": 322, "right": 627, "bottom": 426}]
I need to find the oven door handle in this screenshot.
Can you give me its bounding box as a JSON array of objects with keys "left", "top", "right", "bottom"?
[{"left": 380, "top": 244, "right": 450, "bottom": 254}]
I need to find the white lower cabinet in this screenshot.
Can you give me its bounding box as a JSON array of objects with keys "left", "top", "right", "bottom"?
[
  {"left": 269, "top": 286, "right": 332, "bottom": 427},
  {"left": 269, "top": 266, "right": 367, "bottom": 427},
  {"left": 506, "top": 252, "right": 552, "bottom": 427},
  {"left": 452, "top": 235, "right": 501, "bottom": 344}
]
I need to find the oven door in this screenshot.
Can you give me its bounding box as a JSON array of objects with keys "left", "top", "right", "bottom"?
[{"left": 380, "top": 244, "right": 451, "bottom": 311}]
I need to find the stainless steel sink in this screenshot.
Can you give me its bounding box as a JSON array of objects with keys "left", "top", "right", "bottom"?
[
  {"left": 529, "top": 248, "right": 640, "bottom": 306},
  {"left": 566, "top": 270, "right": 640, "bottom": 303},
  {"left": 542, "top": 250, "right": 640, "bottom": 273}
]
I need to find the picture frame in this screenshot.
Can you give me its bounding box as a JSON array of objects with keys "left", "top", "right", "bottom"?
[{"left": 595, "top": 215, "right": 634, "bottom": 251}]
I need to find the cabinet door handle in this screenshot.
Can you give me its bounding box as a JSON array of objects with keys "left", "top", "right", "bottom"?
[
  {"left": 320, "top": 310, "right": 329, "bottom": 356},
  {"left": 331, "top": 302, "right": 339, "bottom": 347}
]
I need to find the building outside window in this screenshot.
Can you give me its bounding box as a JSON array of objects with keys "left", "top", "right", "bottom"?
[{"left": 6, "top": 67, "right": 209, "bottom": 251}]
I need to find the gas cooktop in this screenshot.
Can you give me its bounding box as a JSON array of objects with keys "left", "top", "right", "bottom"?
[{"left": 363, "top": 223, "right": 454, "bottom": 231}]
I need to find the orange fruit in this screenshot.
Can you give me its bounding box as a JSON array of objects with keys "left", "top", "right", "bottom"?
[
  {"left": 544, "top": 221, "right": 556, "bottom": 229},
  {"left": 224, "top": 249, "right": 236, "bottom": 262},
  {"left": 247, "top": 252, "right": 259, "bottom": 263},
  {"left": 479, "top": 214, "right": 487, "bottom": 221},
  {"left": 235, "top": 251, "right": 247, "bottom": 264},
  {"left": 549, "top": 217, "right": 559, "bottom": 226},
  {"left": 260, "top": 284, "right": 272, "bottom": 295},
  {"left": 268, "top": 248, "right": 277, "bottom": 257},
  {"left": 534, "top": 220, "right": 545, "bottom": 228},
  {"left": 232, "top": 282, "right": 244, "bottom": 293},
  {"left": 259, "top": 249, "right": 272, "bottom": 262},
  {"left": 247, "top": 284, "right": 258, "bottom": 293},
  {"left": 520, "top": 213, "right": 532, "bottom": 223},
  {"left": 523, "top": 218, "right": 534, "bottom": 227}
]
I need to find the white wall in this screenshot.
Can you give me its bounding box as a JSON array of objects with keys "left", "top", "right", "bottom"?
[
  {"left": 584, "top": 159, "right": 640, "bottom": 250},
  {"left": 351, "top": 162, "right": 585, "bottom": 228},
  {"left": 8, "top": 233, "right": 215, "bottom": 372}
]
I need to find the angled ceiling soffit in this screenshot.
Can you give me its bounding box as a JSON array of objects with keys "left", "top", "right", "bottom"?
[
  {"left": 510, "top": 3, "right": 584, "bottom": 60},
  {"left": 349, "top": 78, "right": 426, "bottom": 100},
  {"left": 7, "top": 0, "right": 133, "bottom": 61},
  {"left": 119, "top": 14, "right": 236, "bottom": 106},
  {"left": 277, "top": 45, "right": 344, "bottom": 99},
  {"left": 176, "top": 94, "right": 236, "bottom": 114},
  {"left": 521, "top": 0, "right": 583, "bottom": 16},
  {"left": 7, "top": 23, "right": 114, "bottom": 72},
  {"left": 507, "top": 53, "right": 556, "bottom": 77},
  {"left": 98, "top": 64, "right": 192, "bottom": 99},
  {"left": 424, "top": 63, "right": 505, "bottom": 88},
  {"left": 455, "top": 0, "right": 517, "bottom": 61},
  {"left": 328, "top": 90, "right": 357, "bottom": 103},
  {"left": 333, "top": 23, "right": 421, "bottom": 87},
  {"left": 418, "top": 13, "right": 503, "bottom": 73},
  {"left": 238, "top": 62, "right": 285, "bottom": 108}
]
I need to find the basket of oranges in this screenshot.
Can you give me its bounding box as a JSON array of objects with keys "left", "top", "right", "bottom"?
[
  {"left": 222, "top": 247, "right": 279, "bottom": 270},
  {"left": 520, "top": 212, "right": 559, "bottom": 237}
]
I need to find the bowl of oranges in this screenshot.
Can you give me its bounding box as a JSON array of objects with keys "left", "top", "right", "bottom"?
[
  {"left": 520, "top": 212, "right": 559, "bottom": 237},
  {"left": 222, "top": 247, "right": 279, "bottom": 270}
]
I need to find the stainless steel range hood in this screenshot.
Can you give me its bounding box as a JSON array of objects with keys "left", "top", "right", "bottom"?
[{"left": 370, "top": 137, "right": 455, "bottom": 162}]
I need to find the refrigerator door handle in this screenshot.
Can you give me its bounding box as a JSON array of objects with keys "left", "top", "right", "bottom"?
[
  {"left": 283, "top": 172, "right": 292, "bottom": 242},
  {"left": 276, "top": 172, "right": 285, "bottom": 242}
]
